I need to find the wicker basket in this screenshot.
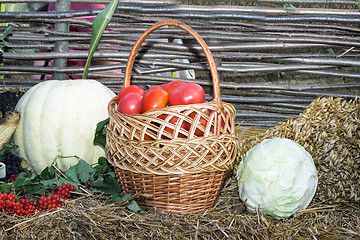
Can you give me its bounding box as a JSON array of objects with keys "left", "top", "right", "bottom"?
[{"left": 106, "top": 20, "right": 238, "bottom": 214}]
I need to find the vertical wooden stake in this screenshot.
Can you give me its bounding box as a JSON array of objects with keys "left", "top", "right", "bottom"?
[{"left": 52, "top": 0, "right": 70, "bottom": 80}]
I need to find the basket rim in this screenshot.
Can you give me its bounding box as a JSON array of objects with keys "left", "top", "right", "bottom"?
[{"left": 108, "top": 96, "right": 235, "bottom": 119}]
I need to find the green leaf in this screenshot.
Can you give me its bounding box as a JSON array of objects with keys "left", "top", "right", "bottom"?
[
  {"left": 82, "top": 0, "right": 119, "bottom": 79},
  {"left": 28, "top": 180, "right": 55, "bottom": 195},
  {"left": 93, "top": 118, "right": 109, "bottom": 148},
  {"left": 94, "top": 156, "right": 112, "bottom": 173},
  {"left": 327, "top": 48, "right": 335, "bottom": 54},
  {"left": 13, "top": 173, "right": 48, "bottom": 195},
  {"left": 282, "top": 3, "right": 294, "bottom": 8},
  {"left": 77, "top": 159, "right": 94, "bottom": 183},
  {"left": 105, "top": 171, "right": 115, "bottom": 178},
  {"left": 90, "top": 175, "right": 120, "bottom": 195},
  {"left": 40, "top": 166, "right": 56, "bottom": 180},
  {"left": 3, "top": 25, "right": 13, "bottom": 38},
  {"left": 65, "top": 165, "right": 81, "bottom": 185},
  {"left": 98, "top": 156, "right": 108, "bottom": 166},
  {"left": 111, "top": 192, "right": 131, "bottom": 202},
  {"left": 39, "top": 179, "right": 59, "bottom": 190},
  {"left": 57, "top": 178, "right": 79, "bottom": 190},
  {"left": 13, "top": 173, "right": 32, "bottom": 189},
  {"left": 0, "top": 183, "right": 12, "bottom": 193},
  {"left": 2, "top": 40, "right": 8, "bottom": 47},
  {"left": 42, "top": 160, "right": 57, "bottom": 178},
  {"left": 127, "top": 199, "right": 144, "bottom": 212},
  {"left": 1, "top": 143, "right": 16, "bottom": 151},
  {"left": 95, "top": 118, "right": 109, "bottom": 133}
]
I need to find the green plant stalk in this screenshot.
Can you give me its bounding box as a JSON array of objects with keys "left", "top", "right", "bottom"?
[
  {"left": 0, "top": 52, "right": 3, "bottom": 80},
  {"left": 1, "top": 25, "right": 15, "bottom": 80},
  {"left": 82, "top": 0, "right": 119, "bottom": 79},
  {"left": 0, "top": 3, "right": 5, "bottom": 79}
]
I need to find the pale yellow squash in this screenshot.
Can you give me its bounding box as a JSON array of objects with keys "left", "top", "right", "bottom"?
[{"left": 13, "top": 80, "right": 115, "bottom": 174}]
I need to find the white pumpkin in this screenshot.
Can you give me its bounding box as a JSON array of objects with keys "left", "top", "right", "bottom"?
[{"left": 13, "top": 80, "right": 115, "bottom": 174}]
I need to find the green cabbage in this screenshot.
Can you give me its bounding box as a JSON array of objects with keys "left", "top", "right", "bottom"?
[{"left": 237, "top": 138, "right": 318, "bottom": 219}]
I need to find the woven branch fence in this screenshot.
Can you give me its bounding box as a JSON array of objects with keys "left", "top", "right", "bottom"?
[{"left": 0, "top": 0, "right": 359, "bottom": 127}]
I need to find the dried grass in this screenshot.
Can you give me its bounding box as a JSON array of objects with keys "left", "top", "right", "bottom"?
[
  {"left": 0, "top": 96, "right": 359, "bottom": 239},
  {"left": 0, "top": 182, "right": 358, "bottom": 239}
]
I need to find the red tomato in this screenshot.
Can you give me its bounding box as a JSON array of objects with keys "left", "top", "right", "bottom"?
[
  {"left": 147, "top": 85, "right": 163, "bottom": 91},
  {"left": 117, "top": 85, "right": 145, "bottom": 103},
  {"left": 141, "top": 88, "right": 169, "bottom": 113},
  {"left": 162, "top": 80, "right": 185, "bottom": 95},
  {"left": 188, "top": 112, "right": 210, "bottom": 137},
  {"left": 205, "top": 109, "right": 227, "bottom": 133},
  {"left": 169, "top": 83, "right": 205, "bottom": 106},
  {"left": 220, "top": 111, "right": 228, "bottom": 130},
  {"left": 135, "top": 129, "right": 155, "bottom": 141},
  {"left": 117, "top": 93, "right": 143, "bottom": 115},
  {"left": 163, "top": 115, "right": 187, "bottom": 139}
]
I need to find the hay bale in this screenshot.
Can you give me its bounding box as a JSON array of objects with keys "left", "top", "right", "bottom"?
[
  {"left": 237, "top": 96, "right": 360, "bottom": 203},
  {"left": 0, "top": 184, "right": 359, "bottom": 239}
]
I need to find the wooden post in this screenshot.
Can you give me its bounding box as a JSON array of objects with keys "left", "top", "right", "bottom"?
[{"left": 52, "top": 0, "right": 71, "bottom": 80}]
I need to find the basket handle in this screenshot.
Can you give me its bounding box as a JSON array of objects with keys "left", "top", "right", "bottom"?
[{"left": 123, "top": 20, "right": 221, "bottom": 102}]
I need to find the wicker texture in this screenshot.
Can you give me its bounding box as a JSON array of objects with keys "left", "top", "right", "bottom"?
[
  {"left": 106, "top": 20, "right": 238, "bottom": 214},
  {"left": 114, "top": 169, "right": 226, "bottom": 214},
  {"left": 2, "top": 1, "right": 359, "bottom": 128}
]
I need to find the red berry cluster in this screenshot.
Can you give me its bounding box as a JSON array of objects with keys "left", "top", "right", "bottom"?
[
  {"left": 57, "top": 184, "right": 76, "bottom": 199},
  {"left": 0, "top": 193, "right": 36, "bottom": 216},
  {"left": 0, "top": 183, "right": 76, "bottom": 216},
  {"left": 6, "top": 174, "right": 19, "bottom": 183},
  {"left": 36, "top": 195, "right": 63, "bottom": 212}
]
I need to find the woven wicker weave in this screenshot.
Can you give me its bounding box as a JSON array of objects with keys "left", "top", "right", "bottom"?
[{"left": 106, "top": 20, "right": 238, "bottom": 214}]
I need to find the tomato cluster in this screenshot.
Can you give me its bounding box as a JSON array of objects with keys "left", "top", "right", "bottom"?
[
  {"left": 117, "top": 81, "right": 205, "bottom": 114},
  {"left": 116, "top": 81, "right": 210, "bottom": 139}
]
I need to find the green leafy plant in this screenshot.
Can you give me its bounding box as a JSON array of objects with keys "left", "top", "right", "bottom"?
[
  {"left": 1, "top": 25, "right": 13, "bottom": 79},
  {"left": 0, "top": 142, "right": 18, "bottom": 154},
  {"left": 1, "top": 25, "right": 13, "bottom": 44},
  {"left": 0, "top": 119, "right": 143, "bottom": 213},
  {"left": 93, "top": 118, "right": 109, "bottom": 148},
  {"left": 1, "top": 25, "right": 14, "bottom": 56},
  {"left": 0, "top": 156, "right": 143, "bottom": 212},
  {"left": 82, "top": 0, "right": 120, "bottom": 79}
]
